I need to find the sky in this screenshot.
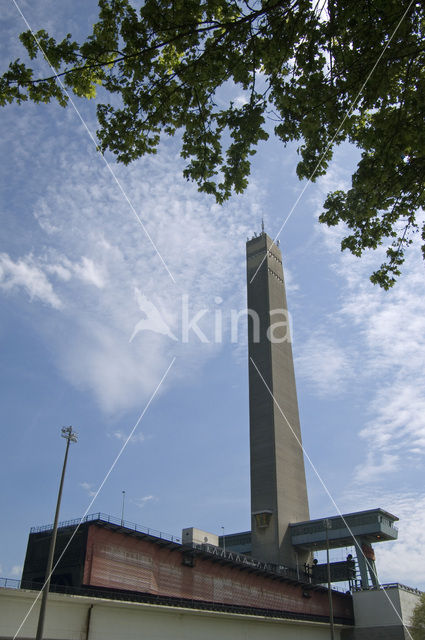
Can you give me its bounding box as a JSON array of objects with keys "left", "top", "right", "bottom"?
[{"left": 1, "top": 0, "right": 424, "bottom": 593}]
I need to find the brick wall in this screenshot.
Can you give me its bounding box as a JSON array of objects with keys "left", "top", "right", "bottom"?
[{"left": 83, "top": 524, "right": 353, "bottom": 622}]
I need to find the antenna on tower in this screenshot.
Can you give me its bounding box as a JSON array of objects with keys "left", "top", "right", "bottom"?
[{"left": 261, "top": 218, "right": 265, "bottom": 234}]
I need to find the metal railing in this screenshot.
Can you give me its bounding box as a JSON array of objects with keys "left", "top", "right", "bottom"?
[
  {"left": 352, "top": 582, "right": 423, "bottom": 595},
  {"left": 0, "top": 577, "right": 21, "bottom": 589},
  {"left": 384, "top": 583, "right": 423, "bottom": 595},
  {"left": 29, "top": 512, "right": 181, "bottom": 544},
  {"left": 187, "top": 544, "right": 352, "bottom": 591},
  {"left": 189, "top": 541, "right": 312, "bottom": 583}
]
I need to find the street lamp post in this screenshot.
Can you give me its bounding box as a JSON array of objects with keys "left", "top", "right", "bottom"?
[
  {"left": 35, "top": 426, "right": 77, "bottom": 640},
  {"left": 221, "top": 526, "right": 225, "bottom": 554},
  {"left": 121, "top": 490, "right": 126, "bottom": 525},
  {"left": 324, "top": 519, "right": 335, "bottom": 640}
]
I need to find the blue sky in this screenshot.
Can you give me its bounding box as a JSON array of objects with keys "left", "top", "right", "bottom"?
[{"left": 1, "top": 1, "right": 424, "bottom": 591}]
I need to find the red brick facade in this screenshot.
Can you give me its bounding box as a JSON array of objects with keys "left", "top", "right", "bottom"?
[{"left": 83, "top": 524, "right": 353, "bottom": 621}]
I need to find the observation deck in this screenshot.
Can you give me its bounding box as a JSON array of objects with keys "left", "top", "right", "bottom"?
[{"left": 290, "top": 508, "right": 398, "bottom": 551}]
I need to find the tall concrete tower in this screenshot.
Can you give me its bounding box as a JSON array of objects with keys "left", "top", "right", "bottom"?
[{"left": 246, "top": 229, "right": 310, "bottom": 569}]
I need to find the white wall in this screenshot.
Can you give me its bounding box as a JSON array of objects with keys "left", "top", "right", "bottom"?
[
  {"left": 399, "top": 587, "right": 421, "bottom": 627},
  {"left": 181, "top": 527, "right": 219, "bottom": 546},
  {"left": 0, "top": 588, "right": 347, "bottom": 640},
  {"left": 352, "top": 586, "right": 421, "bottom": 628}
]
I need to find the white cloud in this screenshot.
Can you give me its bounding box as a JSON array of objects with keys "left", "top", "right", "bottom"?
[
  {"left": 234, "top": 95, "right": 248, "bottom": 107},
  {"left": 333, "top": 487, "right": 425, "bottom": 590},
  {"left": 45, "top": 263, "right": 73, "bottom": 281},
  {"left": 308, "top": 162, "right": 425, "bottom": 483},
  {"left": 375, "top": 493, "right": 425, "bottom": 589},
  {"left": 1, "top": 134, "right": 262, "bottom": 413},
  {"left": 80, "top": 482, "right": 96, "bottom": 497},
  {"left": 0, "top": 253, "right": 62, "bottom": 309},
  {"left": 360, "top": 384, "right": 425, "bottom": 454},
  {"left": 113, "top": 430, "right": 145, "bottom": 444},
  {"left": 353, "top": 451, "right": 399, "bottom": 485},
  {"left": 10, "top": 565, "right": 23, "bottom": 578},
  {"left": 45, "top": 256, "right": 105, "bottom": 288},
  {"left": 58, "top": 318, "right": 175, "bottom": 413},
  {"left": 295, "top": 332, "right": 353, "bottom": 395},
  {"left": 0, "top": 251, "right": 106, "bottom": 310},
  {"left": 302, "top": 160, "right": 425, "bottom": 589},
  {"left": 72, "top": 256, "right": 105, "bottom": 288},
  {"left": 337, "top": 243, "right": 425, "bottom": 481},
  {"left": 133, "top": 495, "right": 156, "bottom": 509}
]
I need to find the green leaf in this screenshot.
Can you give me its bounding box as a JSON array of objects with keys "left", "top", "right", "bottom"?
[{"left": 1, "top": 0, "right": 425, "bottom": 285}]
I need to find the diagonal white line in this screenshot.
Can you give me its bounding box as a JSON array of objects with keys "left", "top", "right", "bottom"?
[
  {"left": 12, "top": 356, "right": 176, "bottom": 640},
  {"left": 250, "top": 0, "right": 416, "bottom": 285},
  {"left": 10, "top": 0, "right": 176, "bottom": 284},
  {"left": 249, "top": 355, "right": 414, "bottom": 640}
]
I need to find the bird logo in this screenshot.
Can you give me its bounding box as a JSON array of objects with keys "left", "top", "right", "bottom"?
[{"left": 129, "top": 288, "right": 178, "bottom": 343}]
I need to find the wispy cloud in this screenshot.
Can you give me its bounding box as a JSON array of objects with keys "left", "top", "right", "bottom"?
[
  {"left": 353, "top": 452, "right": 399, "bottom": 484},
  {"left": 0, "top": 252, "right": 106, "bottom": 311},
  {"left": 303, "top": 159, "right": 425, "bottom": 485},
  {"left": 290, "top": 154, "right": 425, "bottom": 589},
  {"left": 112, "top": 430, "right": 145, "bottom": 444},
  {"left": 340, "top": 487, "right": 425, "bottom": 589},
  {"left": 66, "top": 256, "right": 106, "bottom": 289},
  {"left": 0, "top": 128, "right": 262, "bottom": 413},
  {"left": 360, "top": 384, "right": 425, "bottom": 453},
  {"left": 80, "top": 482, "right": 96, "bottom": 497},
  {"left": 336, "top": 242, "right": 425, "bottom": 482},
  {"left": 375, "top": 492, "right": 425, "bottom": 588},
  {"left": 0, "top": 253, "right": 62, "bottom": 309},
  {"left": 133, "top": 495, "right": 157, "bottom": 509},
  {"left": 295, "top": 332, "right": 353, "bottom": 396},
  {"left": 10, "top": 565, "right": 23, "bottom": 578}
]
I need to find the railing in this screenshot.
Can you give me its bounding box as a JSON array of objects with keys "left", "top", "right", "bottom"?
[
  {"left": 380, "top": 583, "right": 423, "bottom": 595},
  {"left": 353, "top": 583, "right": 423, "bottom": 595},
  {"left": 29, "top": 512, "right": 181, "bottom": 544},
  {"left": 191, "top": 541, "right": 306, "bottom": 580},
  {"left": 291, "top": 512, "right": 398, "bottom": 537},
  {"left": 0, "top": 577, "right": 21, "bottom": 589},
  {"left": 187, "top": 542, "right": 339, "bottom": 588}
]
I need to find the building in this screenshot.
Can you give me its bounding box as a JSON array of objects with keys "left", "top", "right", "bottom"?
[
  {"left": 19, "top": 514, "right": 353, "bottom": 627},
  {"left": 246, "top": 229, "right": 310, "bottom": 568},
  {"left": 13, "top": 512, "right": 420, "bottom": 639},
  {"left": 290, "top": 509, "right": 399, "bottom": 589},
  {"left": 242, "top": 229, "right": 399, "bottom": 591},
  {"left": 3, "top": 227, "right": 421, "bottom": 639}
]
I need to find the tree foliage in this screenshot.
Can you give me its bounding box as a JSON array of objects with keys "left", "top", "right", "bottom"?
[
  {"left": 1, "top": 0, "right": 424, "bottom": 287},
  {"left": 412, "top": 593, "right": 425, "bottom": 640}
]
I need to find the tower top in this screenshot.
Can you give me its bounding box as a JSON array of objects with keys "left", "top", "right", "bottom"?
[
  {"left": 247, "top": 221, "right": 266, "bottom": 242},
  {"left": 246, "top": 224, "right": 280, "bottom": 248}
]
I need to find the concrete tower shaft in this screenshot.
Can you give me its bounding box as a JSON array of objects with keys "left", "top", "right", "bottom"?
[{"left": 247, "top": 232, "right": 310, "bottom": 568}]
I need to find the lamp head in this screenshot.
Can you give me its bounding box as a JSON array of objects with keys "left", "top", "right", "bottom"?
[{"left": 61, "top": 426, "right": 78, "bottom": 443}]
